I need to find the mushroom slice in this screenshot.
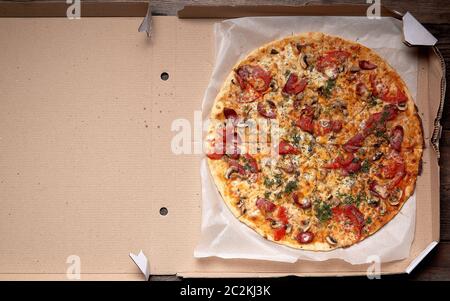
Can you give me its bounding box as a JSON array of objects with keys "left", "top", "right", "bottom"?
[
  {"left": 328, "top": 196, "right": 341, "bottom": 208},
  {"left": 299, "top": 219, "right": 311, "bottom": 232},
  {"left": 372, "top": 151, "right": 383, "bottom": 161},
  {"left": 270, "top": 79, "right": 279, "bottom": 92},
  {"left": 225, "top": 166, "right": 239, "bottom": 179},
  {"left": 277, "top": 157, "right": 296, "bottom": 174},
  {"left": 367, "top": 197, "right": 380, "bottom": 207},
  {"left": 332, "top": 99, "right": 348, "bottom": 116},
  {"left": 349, "top": 65, "right": 361, "bottom": 73},
  {"left": 326, "top": 235, "right": 338, "bottom": 246},
  {"left": 299, "top": 53, "right": 308, "bottom": 69},
  {"left": 388, "top": 187, "right": 403, "bottom": 206},
  {"left": 379, "top": 200, "right": 387, "bottom": 216},
  {"left": 396, "top": 102, "right": 408, "bottom": 111},
  {"left": 270, "top": 220, "right": 284, "bottom": 229},
  {"left": 237, "top": 199, "right": 247, "bottom": 214},
  {"left": 285, "top": 224, "right": 293, "bottom": 234}
]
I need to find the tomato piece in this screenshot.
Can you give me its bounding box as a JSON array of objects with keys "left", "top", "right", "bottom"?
[
  {"left": 369, "top": 73, "right": 378, "bottom": 96},
  {"left": 235, "top": 65, "right": 272, "bottom": 92},
  {"left": 256, "top": 198, "right": 276, "bottom": 213},
  {"left": 278, "top": 140, "right": 299, "bottom": 155},
  {"left": 363, "top": 105, "right": 398, "bottom": 136},
  {"left": 336, "top": 152, "right": 354, "bottom": 167},
  {"left": 276, "top": 206, "right": 289, "bottom": 224},
  {"left": 316, "top": 119, "right": 343, "bottom": 136},
  {"left": 236, "top": 89, "right": 262, "bottom": 103},
  {"left": 356, "top": 82, "right": 368, "bottom": 96},
  {"left": 390, "top": 125, "right": 404, "bottom": 151},
  {"left": 343, "top": 133, "right": 365, "bottom": 153},
  {"left": 381, "top": 86, "right": 408, "bottom": 104},
  {"left": 327, "top": 50, "right": 351, "bottom": 61},
  {"left": 380, "top": 155, "right": 405, "bottom": 181},
  {"left": 206, "top": 152, "right": 224, "bottom": 160},
  {"left": 389, "top": 168, "right": 406, "bottom": 189},
  {"left": 316, "top": 50, "right": 350, "bottom": 73},
  {"left": 382, "top": 104, "right": 399, "bottom": 121},
  {"left": 324, "top": 152, "right": 354, "bottom": 169},
  {"left": 316, "top": 55, "right": 336, "bottom": 72},
  {"left": 273, "top": 227, "right": 286, "bottom": 241},
  {"left": 345, "top": 205, "right": 365, "bottom": 230},
  {"left": 282, "top": 73, "right": 307, "bottom": 95},
  {"left": 257, "top": 100, "right": 277, "bottom": 119},
  {"left": 369, "top": 180, "right": 389, "bottom": 199},
  {"left": 363, "top": 113, "right": 383, "bottom": 136},
  {"left": 223, "top": 108, "right": 238, "bottom": 120},
  {"left": 331, "top": 120, "right": 343, "bottom": 133},
  {"left": 297, "top": 115, "right": 314, "bottom": 133},
  {"left": 301, "top": 106, "right": 315, "bottom": 117},
  {"left": 315, "top": 120, "right": 330, "bottom": 136},
  {"left": 297, "top": 106, "right": 315, "bottom": 134},
  {"left": 380, "top": 163, "right": 398, "bottom": 179},
  {"left": 323, "top": 161, "right": 341, "bottom": 169},
  {"left": 343, "top": 160, "right": 361, "bottom": 174},
  {"left": 292, "top": 192, "right": 299, "bottom": 204},
  {"left": 369, "top": 73, "right": 387, "bottom": 97},
  {"left": 359, "top": 60, "right": 377, "bottom": 70},
  {"left": 228, "top": 159, "right": 246, "bottom": 175},
  {"left": 332, "top": 205, "right": 365, "bottom": 237}
]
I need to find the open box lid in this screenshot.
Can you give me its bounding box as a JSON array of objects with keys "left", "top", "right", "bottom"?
[{"left": 0, "top": 2, "right": 444, "bottom": 280}]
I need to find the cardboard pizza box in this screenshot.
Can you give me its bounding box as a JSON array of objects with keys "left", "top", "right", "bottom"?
[{"left": 0, "top": 2, "right": 444, "bottom": 280}]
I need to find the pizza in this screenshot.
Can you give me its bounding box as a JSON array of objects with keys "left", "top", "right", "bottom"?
[{"left": 205, "top": 32, "right": 423, "bottom": 250}]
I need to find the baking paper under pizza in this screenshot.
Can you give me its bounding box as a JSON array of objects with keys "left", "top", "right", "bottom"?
[{"left": 205, "top": 32, "right": 423, "bottom": 251}]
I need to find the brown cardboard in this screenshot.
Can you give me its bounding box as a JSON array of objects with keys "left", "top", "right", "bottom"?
[{"left": 0, "top": 3, "right": 444, "bottom": 279}]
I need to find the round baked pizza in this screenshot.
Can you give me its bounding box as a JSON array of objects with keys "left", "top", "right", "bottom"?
[{"left": 205, "top": 32, "right": 423, "bottom": 251}]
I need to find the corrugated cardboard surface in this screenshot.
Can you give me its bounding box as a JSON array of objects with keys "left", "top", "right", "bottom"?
[{"left": 0, "top": 11, "right": 442, "bottom": 279}]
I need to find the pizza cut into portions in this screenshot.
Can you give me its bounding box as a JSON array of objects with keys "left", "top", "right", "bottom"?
[{"left": 206, "top": 32, "right": 423, "bottom": 251}]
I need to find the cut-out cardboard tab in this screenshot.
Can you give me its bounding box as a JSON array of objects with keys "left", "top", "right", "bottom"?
[{"left": 403, "top": 12, "right": 437, "bottom": 46}]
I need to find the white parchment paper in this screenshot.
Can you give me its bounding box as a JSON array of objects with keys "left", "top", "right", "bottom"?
[{"left": 195, "top": 17, "right": 418, "bottom": 264}]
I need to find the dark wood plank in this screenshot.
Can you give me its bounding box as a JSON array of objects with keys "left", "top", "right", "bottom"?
[
  {"left": 440, "top": 130, "right": 450, "bottom": 241},
  {"left": 8, "top": 0, "right": 450, "bottom": 24},
  {"left": 145, "top": 0, "right": 450, "bottom": 24}
]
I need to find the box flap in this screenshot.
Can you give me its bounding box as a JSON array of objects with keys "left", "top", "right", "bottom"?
[
  {"left": 129, "top": 250, "right": 150, "bottom": 280},
  {"left": 405, "top": 241, "right": 438, "bottom": 274},
  {"left": 403, "top": 12, "right": 437, "bottom": 46}
]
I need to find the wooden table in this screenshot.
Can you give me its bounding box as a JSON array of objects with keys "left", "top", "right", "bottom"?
[{"left": 9, "top": 0, "right": 450, "bottom": 280}]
